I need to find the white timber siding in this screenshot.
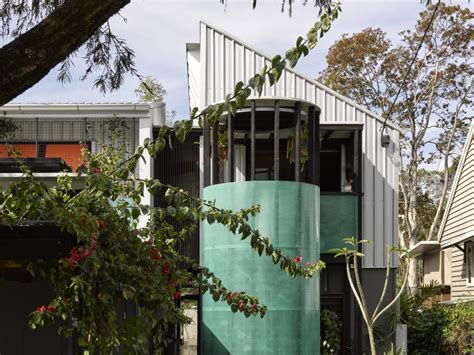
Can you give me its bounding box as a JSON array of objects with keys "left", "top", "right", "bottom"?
[
  {"left": 187, "top": 21, "right": 401, "bottom": 268},
  {"left": 439, "top": 122, "right": 474, "bottom": 301}
]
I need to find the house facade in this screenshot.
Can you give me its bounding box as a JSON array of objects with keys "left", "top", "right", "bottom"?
[
  {"left": 0, "top": 22, "right": 402, "bottom": 354},
  {"left": 158, "top": 22, "right": 402, "bottom": 354},
  {"left": 411, "top": 121, "right": 474, "bottom": 302}
]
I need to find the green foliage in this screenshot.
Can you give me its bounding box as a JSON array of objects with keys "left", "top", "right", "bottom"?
[
  {"left": 321, "top": 308, "right": 342, "bottom": 355},
  {"left": 0, "top": 116, "right": 17, "bottom": 139},
  {"left": 0, "top": 141, "right": 323, "bottom": 353},
  {"left": 398, "top": 284, "right": 474, "bottom": 354},
  {"left": 134, "top": 76, "right": 167, "bottom": 104},
  {"left": 320, "top": 3, "right": 473, "bottom": 251},
  {"left": 384, "top": 343, "right": 404, "bottom": 355}
]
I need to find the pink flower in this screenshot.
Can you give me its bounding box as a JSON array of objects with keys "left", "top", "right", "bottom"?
[
  {"left": 294, "top": 256, "right": 302, "bottom": 263},
  {"left": 36, "top": 305, "right": 46, "bottom": 312},
  {"left": 305, "top": 261, "right": 311, "bottom": 267},
  {"left": 251, "top": 303, "right": 258, "bottom": 310},
  {"left": 91, "top": 237, "right": 97, "bottom": 251},
  {"left": 81, "top": 248, "right": 91, "bottom": 258},
  {"left": 70, "top": 247, "right": 81, "bottom": 261}
]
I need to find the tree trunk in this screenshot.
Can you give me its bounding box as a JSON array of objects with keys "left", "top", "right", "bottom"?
[
  {"left": 407, "top": 248, "right": 418, "bottom": 296},
  {"left": 0, "top": 0, "right": 131, "bottom": 106}
]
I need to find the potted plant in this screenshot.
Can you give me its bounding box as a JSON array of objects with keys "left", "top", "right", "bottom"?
[{"left": 343, "top": 179, "right": 352, "bottom": 192}]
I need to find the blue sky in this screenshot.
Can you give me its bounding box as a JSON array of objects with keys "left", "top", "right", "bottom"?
[{"left": 11, "top": 0, "right": 458, "bottom": 119}]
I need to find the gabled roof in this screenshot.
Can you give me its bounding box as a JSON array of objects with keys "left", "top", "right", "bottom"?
[{"left": 438, "top": 121, "right": 474, "bottom": 242}]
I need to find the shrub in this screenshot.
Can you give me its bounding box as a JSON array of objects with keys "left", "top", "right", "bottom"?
[{"left": 399, "top": 285, "right": 474, "bottom": 354}]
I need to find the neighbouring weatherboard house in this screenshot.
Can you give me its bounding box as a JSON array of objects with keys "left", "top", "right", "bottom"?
[
  {"left": 0, "top": 22, "right": 403, "bottom": 355},
  {"left": 410, "top": 120, "right": 474, "bottom": 302}
]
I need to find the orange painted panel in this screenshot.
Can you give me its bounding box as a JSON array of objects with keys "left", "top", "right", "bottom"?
[
  {"left": 0, "top": 144, "right": 37, "bottom": 158},
  {"left": 45, "top": 144, "right": 86, "bottom": 172}
]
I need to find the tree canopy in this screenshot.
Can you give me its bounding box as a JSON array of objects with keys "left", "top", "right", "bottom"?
[
  {"left": 0, "top": 0, "right": 333, "bottom": 107},
  {"left": 319, "top": 3, "right": 473, "bottom": 293}
]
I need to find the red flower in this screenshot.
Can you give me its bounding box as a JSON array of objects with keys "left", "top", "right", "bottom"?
[
  {"left": 92, "top": 167, "right": 102, "bottom": 174},
  {"left": 70, "top": 247, "right": 81, "bottom": 261},
  {"left": 174, "top": 291, "right": 181, "bottom": 300},
  {"left": 36, "top": 305, "right": 46, "bottom": 312},
  {"left": 67, "top": 262, "right": 76, "bottom": 271},
  {"left": 161, "top": 263, "right": 170, "bottom": 274},
  {"left": 97, "top": 219, "right": 106, "bottom": 230},
  {"left": 149, "top": 246, "right": 161, "bottom": 260},
  {"left": 91, "top": 237, "right": 97, "bottom": 251},
  {"left": 251, "top": 303, "right": 258, "bottom": 310},
  {"left": 305, "top": 261, "right": 311, "bottom": 267},
  {"left": 81, "top": 248, "right": 91, "bottom": 258},
  {"left": 238, "top": 300, "right": 246, "bottom": 311},
  {"left": 46, "top": 304, "right": 55, "bottom": 313},
  {"left": 294, "top": 256, "right": 302, "bottom": 263}
]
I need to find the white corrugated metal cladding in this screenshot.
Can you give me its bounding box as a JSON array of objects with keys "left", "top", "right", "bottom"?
[{"left": 187, "top": 21, "right": 401, "bottom": 268}]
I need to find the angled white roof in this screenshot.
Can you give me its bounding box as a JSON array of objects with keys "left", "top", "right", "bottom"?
[{"left": 186, "top": 20, "right": 401, "bottom": 132}]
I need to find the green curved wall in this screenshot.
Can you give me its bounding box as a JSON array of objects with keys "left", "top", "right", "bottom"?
[{"left": 202, "top": 181, "right": 320, "bottom": 355}]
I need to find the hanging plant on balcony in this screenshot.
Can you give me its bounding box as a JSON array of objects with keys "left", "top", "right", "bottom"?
[
  {"left": 286, "top": 122, "right": 309, "bottom": 171},
  {"left": 218, "top": 124, "right": 228, "bottom": 161}
]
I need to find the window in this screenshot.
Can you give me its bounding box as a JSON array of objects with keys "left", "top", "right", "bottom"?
[
  {"left": 467, "top": 241, "right": 474, "bottom": 286},
  {"left": 320, "top": 130, "right": 357, "bottom": 193}
]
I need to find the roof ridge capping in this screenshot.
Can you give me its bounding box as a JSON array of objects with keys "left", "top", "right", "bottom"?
[{"left": 198, "top": 20, "right": 402, "bottom": 133}]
